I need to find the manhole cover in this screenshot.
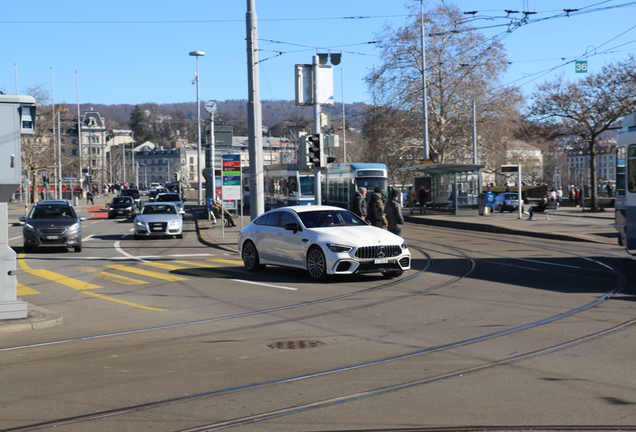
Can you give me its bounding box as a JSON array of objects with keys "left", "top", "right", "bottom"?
[{"left": 268, "top": 340, "right": 325, "bottom": 349}]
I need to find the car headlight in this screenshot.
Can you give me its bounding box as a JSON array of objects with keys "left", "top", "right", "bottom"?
[
  {"left": 125, "top": 207, "right": 132, "bottom": 211},
  {"left": 327, "top": 244, "right": 353, "bottom": 253},
  {"left": 24, "top": 223, "right": 36, "bottom": 232},
  {"left": 67, "top": 223, "right": 81, "bottom": 232},
  {"left": 135, "top": 220, "right": 145, "bottom": 226},
  {"left": 169, "top": 220, "right": 180, "bottom": 227},
  {"left": 401, "top": 241, "right": 408, "bottom": 250}
]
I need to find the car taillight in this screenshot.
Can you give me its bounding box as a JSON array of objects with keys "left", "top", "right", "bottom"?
[{"left": 503, "top": 200, "right": 507, "bottom": 205}]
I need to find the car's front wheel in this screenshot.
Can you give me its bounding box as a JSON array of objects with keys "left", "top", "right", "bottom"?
[
  {"left": 74, "top": 245, "right": 82, "bottom": 252},
  {"left": 307, "top": 246, "right": 327, "bottom": 281},
  {"left": 242, "top": 241, "right": 265, "bottom": 272}
]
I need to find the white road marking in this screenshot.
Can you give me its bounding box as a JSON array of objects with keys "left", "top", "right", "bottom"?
[
  {"left": 230, "top": 279, "right": 297, "bottom": 291},
  {"left": 115, "top": 240, "right": 149, "bottom": 263}
]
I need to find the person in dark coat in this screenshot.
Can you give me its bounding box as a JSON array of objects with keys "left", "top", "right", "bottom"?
[
  {"left": 524, "top": 194, "right": 548, "bottom": 220},
  {"left": 348, "top": 187, "right": 367, "bottom": 220},
  {"left": 86, "top": 190, "right": 94, "bottom": 205},
  {"left": 417, "top": 186, "right": 429, "bottom": 214},
  {"left": 385, "top": 189, "right": 404, "bottom": 236},
  {"left": 367, "top": 194, "right": 385, "bottom": 228}
]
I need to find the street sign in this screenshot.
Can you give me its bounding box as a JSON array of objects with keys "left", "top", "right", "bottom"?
[
  {"left": 501, "top": 165, "right": 519, "bottom": 173},
  {"left": 575, "top": 61, "right": 588, "bottom": 73},
  {"left": 221, "top": 154, "right": 241, "bottom": 200}
]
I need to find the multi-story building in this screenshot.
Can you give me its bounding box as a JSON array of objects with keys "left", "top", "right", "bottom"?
[{"left": 566, "top": 148, "right": 616, "bottom": 187}]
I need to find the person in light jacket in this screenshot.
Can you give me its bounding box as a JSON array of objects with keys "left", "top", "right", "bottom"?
[{"left": 384, "top": 189, "right": 404, "bottom": 236}]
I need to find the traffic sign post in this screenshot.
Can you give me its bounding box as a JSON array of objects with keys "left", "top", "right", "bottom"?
[{"left": 501, "top": 164, "right": 523, "bottom": 219}]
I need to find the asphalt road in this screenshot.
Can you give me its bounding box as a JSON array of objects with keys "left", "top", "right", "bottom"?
[{"left": 2, "top": 204, "right": 636, "bottom": 432}]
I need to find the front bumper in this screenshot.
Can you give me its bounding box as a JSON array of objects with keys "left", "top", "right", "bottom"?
[
  {"left": 134, "top": 221, "right": 182, "bottom": 236},
  {"left": 326, "top": 245, "right": 411, "bottom": 275},
  {"left": 23, "top": 230, "right": 82, "bottom": 248}
]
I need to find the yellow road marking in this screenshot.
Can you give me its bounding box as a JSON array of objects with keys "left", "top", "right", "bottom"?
[
  {"left": 17, "top": 253, "right": 30, "bottom": 270},
  {"left": 77, "top": 266, "right": 150, "bottom": 285},
  {"left": 82, "top": 291, "right": 165, "bottom": 311},
  {"left": 25, "top": 269, "right": 101, "bottom": 290},
  {"left": 173, "top": 260, "right": 221, "bottom": 268},
  {"left": 107, "top": 264, "right": 188, "bottom": 281},
  {"left": 98, "top": 272, "right": 148, "bottom": 285},
  {"left": 144, "top": 261, "right": 222, "bottom": 278},
  {"left": 144, "top": 262, "right": 187, "bottom": 271},
  {"left": 208, "top": 258, "right": 243, "bottom": 265},
  {"left": 17, "top": 283, "right": 39, "bottom": 296}
]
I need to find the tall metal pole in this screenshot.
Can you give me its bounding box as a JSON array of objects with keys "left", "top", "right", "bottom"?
[
  {"left": 472, "top": 100, "right": 477, "bottom": 164},
  {"left": 420, "top": 0, "right": 429, "bottom": 160},
  {"left": 76, "top": 71, "right": 82, "bottom": 190},
  {"left": 342, "top": 68, "right": 346, "bottom": 163},
  {"left": 246, "top": 0, "right": 264, "bottom": 218},
  {"left": 211, "top": 115, "right": 216, "bottom": 199},
  {"left": 190, "top": 51, "right": 205, "bottom": 205},
  {"left": 58, "top": 114, "right": 62, "bottom": 199},
  {"left": 313, "top": 54, "right": 322, "bottom": 206}
]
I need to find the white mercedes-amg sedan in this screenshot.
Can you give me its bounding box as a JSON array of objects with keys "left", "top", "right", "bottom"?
[{"left": 237, "top": 205, "right": 411, "bottom": 281}]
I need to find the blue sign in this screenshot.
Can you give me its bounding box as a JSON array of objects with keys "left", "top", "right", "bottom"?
[
  {"left": 222, "top": 154, "right": 241, "bottom": 162},
  {"left": 485, "top": 192, "right": 495, "bottom": 207}
]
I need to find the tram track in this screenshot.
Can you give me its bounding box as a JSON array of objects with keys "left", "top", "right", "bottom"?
[{"left": 2, "top": 232, "right": 634, "bottom": 431}]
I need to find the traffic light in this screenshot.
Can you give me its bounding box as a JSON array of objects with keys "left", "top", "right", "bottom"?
[
  {"left": 42, "top": 173, "right": 48, "bottom": 184},
  {"left": 307, "top": 133, "right": 322, "bottom": 167},
  {"left": 298, "top": 135, "right": 310, "bottom": 168}
]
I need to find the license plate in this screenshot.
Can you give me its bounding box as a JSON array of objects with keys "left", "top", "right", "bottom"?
[
  {"left": 374, "top": 258, "right": 388, "bottom": 264},
  {"left": 118, "top": 210, "right": 123, "bottom": 213},
  {"left": 46, "top": 236, "right": 59, "bottom": 240}
]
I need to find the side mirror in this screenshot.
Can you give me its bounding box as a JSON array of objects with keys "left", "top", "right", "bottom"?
[
  {"left": 79, "top": 216, "right": 87, "bottom": 222},
  {"left": 19, "top": 216, "right": 25, "bottom": 222},
  {"left": 284, "top": 222, "right": 301, "bottom": 233},
  {"left": 133, "top": 211, "right": 140, "bottom": 216}
]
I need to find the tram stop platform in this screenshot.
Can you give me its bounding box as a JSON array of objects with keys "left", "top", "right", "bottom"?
[{"left": 194, "top": 205, "right": 618, "bottom": 255}]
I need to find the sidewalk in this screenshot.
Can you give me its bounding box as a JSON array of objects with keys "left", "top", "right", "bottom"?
[{"left": 194, "top": 205, "right": 618, "bottom": 254}]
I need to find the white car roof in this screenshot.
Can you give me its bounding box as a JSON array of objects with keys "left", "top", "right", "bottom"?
[{"left": 269, "top": 205, "right": 344, "bottom": 213}]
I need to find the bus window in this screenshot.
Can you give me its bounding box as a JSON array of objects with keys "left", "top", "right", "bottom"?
[
  {"left": 629, "top": 145, "right": 636, "bottom": 193},
  {"left": 616, "top": 146, "right": 625, "bottom": 197}
]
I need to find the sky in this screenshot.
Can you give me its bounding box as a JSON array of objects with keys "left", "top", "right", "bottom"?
[{"left": 1, "top": 0, "right": 635, "bottom": 108}]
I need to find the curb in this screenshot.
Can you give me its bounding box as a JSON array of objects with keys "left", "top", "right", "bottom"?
[
  {"left": 0, "top": 304, "right": 63, "bottom": 334},
  {"left": 403, "top": 215, "right": 606, "bottom": 244}
]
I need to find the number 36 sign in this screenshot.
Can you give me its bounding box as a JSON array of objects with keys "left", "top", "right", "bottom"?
[{"left": 575, "top": 60, "right": 588, "bottom": 73}]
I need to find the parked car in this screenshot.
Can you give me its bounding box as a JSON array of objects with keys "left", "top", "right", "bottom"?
[
  {"left": 237, "top": 205, "right": 411, "bottom": 281},
  {"left": 494, "top": 193, "right": 524, "bottom": 213},
  {"left": 107, "top": 196, "right": 135, "bottom": 219},
  {"left": 120, "top": 189, "right": 142, "bottom": 207},
  {"left": 154, "top": 192, "right": 185, "bottom": 217},
  {"left": 133, "top": 203, "right": 183, "bottom": 239},
  {"left": 20, "top": 203, "right": 87, "bottom": 252}
]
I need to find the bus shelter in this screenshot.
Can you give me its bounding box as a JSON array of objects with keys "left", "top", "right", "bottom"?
[{"left": 400, "top": 163, "right": 484, "bottom": 215}]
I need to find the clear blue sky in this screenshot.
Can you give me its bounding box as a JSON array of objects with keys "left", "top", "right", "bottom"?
[{"left": 1, "top": 1, "right": 635, "bottom": 107}]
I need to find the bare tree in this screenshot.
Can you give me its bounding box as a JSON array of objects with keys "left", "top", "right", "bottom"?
[
  {"left": 365, "top": 3, "right": 524, "bottom": 177},
  {"left": 20, "top": 85, "right": 56, "bottom": 201},
  {"left": 529, "top": 55, "right": 636, "bottom": 210}
]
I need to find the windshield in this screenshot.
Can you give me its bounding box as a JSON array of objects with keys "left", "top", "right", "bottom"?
[
  {"left": 141, "top": 205, "right": 177, "bottom": 215},
  {"left": 122, "top": 190, "right": 140, "bottom": 198},
  {"left": 30, "top": 205, "right": 76, "bottom": 220},
  {"left": 355, "top": 177, "right": 387, "bottom": 196},
  {"left": 112, "top": 197, "right": 132, "bottom": 205},
  {"left": 298, "top": 210, "right": 366, "bottom": 228},
  {"left": 156, "top": 194, "right": 181, "bottom": 202}
]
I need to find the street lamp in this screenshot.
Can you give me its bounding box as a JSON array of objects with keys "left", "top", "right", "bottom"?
[
  {"left": 190, "top": 50, "right": 205, "bottom": 204},
  {"left": 163, "top": 158, "right": 171, "bottom": 183}
]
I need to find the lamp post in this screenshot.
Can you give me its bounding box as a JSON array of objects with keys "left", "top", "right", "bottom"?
[
  {"left": 190, "top": 50, "right": 205, "bottom": 205},
  {"left": 163, "top": 158, "right": 171, "bottom": 183}
]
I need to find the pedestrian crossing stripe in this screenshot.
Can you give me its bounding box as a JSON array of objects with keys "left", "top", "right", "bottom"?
[
  {"left": 142, "top": 262, "right": 222, "bottom": 278},
  {"left": 17, "top": 283, "right": 39, "bottom": 296},
  {"left": 76, "top": 266, "right": 149, "bottom": 285},
  {"left": 208, "top": 258, "right": 243, "bottom": 265},
  {"left": 24, "top": 269, "right": 101, "bottom": 290},
  {"left": 82, "top": 291, "right": 165, "bottom": 311},
  {"left": 106, "top": 264, "right": 189, "bottom": 281}
]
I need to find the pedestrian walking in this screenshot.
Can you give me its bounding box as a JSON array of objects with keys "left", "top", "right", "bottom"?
[
  {"left": 86, "top": 190, "right": 94, "bottom": 205},
  {"left": 348, "top": 187, "right": 367, "bottom": 220},
  {"left": 367, "top": 194, "right": 386, "bottom": 228},
  {"left": 556, "top": 186, "right": 563, "bottom": 204},
  {"left": 417, "top": 186, "right": 429, "bottom": 214},
  {"left": 385, "top": 189, "right": 404, "bottom": 236},
  {"left": 406, "top": 187, "right": 416, "bottom": 215}
]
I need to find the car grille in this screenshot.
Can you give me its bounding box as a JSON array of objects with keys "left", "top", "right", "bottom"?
[
  {"left": 150, "top": 222, "right": 167, "bottom": 232},
  {"left": 355, "top": 245, "right": 402, "bottom": 259},
  {"left": 39, "top": 228, "right": 67, "bottom": 234}
]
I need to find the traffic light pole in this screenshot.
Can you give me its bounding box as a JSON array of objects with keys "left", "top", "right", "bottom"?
[{"left": 313, "top": 54, "right": 322, "bottom": 206}]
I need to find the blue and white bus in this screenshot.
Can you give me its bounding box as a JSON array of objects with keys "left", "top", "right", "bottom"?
[
  {"left": 263, "top": 164, "right": 315, "bottom": 211},
  {"left": 615, "top": 113, "right": 636, "bottom": 255},
  {"left": 322, "top": 163, "right": 388, "bottom": 209}
]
